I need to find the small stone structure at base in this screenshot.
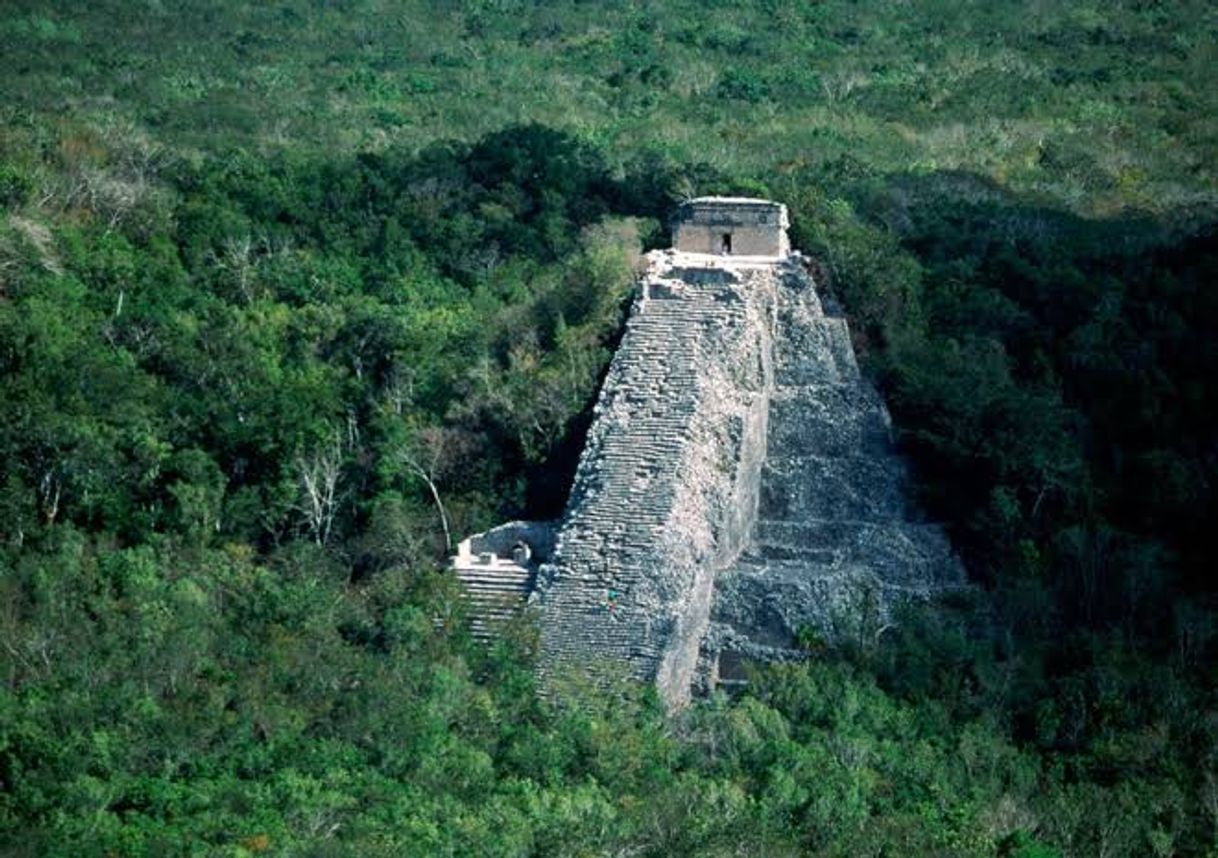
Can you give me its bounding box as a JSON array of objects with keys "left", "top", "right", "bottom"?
[
  {"left": 450, "top": 521, "right": 555, "bottom": 640},
  {"left": 450, "top": 199, "right": 964, "bottom": 708}
]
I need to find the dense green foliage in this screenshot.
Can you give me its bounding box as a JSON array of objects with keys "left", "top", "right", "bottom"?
[{"left": 2, "top": 1, "right": 1217, "bottom": 855}]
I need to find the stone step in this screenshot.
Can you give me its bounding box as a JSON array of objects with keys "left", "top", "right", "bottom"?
[
  {"left": 460, "top": 587, "right": 530, "bottom": 604},
  {"left": 463, "top": 590, "right": 527, "bottom": 603},
  {"left": 455, "top": 568, "right": 533, "bottom": 583},
  {"left": 460, "top": 588, "right": 532, "bottom": 603},
  {"left": 455, "top": 576, "right": 532, "bottom": 592},
  {"left": 466, "top": 607, "right": 524, "bottom": 623},
  {"left": 752, "top": 519, "right": 958, "bottom": 585},
  {"left": 466, "top": 596, "right": 526, "bottom": 611},
  {"left": 458, "top": 590, "right": 532, "bottom": 604}
]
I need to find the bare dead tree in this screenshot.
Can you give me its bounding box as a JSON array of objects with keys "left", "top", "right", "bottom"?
[
  {"left": 296, "top": 431, "right": 345, "bottom": 545},
  {"left": 38, "top": 469, "right": 61, "bottom": 525},
  {"left": 820, "top": 68, "right": 870, "bottom": 103},
  {"left": 396, "top": 427, "right": 466, "bottom": 556},
  {"left": 221, "top": 234, "right": 257, "bottom": 304},
  {"left": 381, "top": 365, "right": 416, "bottom": 417}
]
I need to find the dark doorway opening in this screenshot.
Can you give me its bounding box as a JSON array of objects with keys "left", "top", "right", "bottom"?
[{"left": 721, "top": 232, "right": 732, "bottom": 254}]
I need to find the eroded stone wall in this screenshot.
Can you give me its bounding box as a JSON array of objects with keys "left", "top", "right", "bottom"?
[{"left": 703, "top": 259, "right": 964, "bottom": 680}]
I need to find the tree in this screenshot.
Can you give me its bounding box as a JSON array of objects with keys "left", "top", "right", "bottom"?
[
  {"left": 295, "top": 428, "right": 346, "bottom": 546},
  {"left": 392, "top": 426, "right": 474, "bottom": 556}
]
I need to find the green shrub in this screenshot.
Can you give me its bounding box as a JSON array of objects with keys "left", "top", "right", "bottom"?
[{"left": 0, "top": 164, "right": 32, "bottom": 210}]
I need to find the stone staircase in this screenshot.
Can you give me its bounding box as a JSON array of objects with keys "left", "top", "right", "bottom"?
[
  {"left": 534, "top": 260, "right": 767, "bottom": 696},
  {"left": 452, "top": 562, "right": 534, "bottom": 640}
]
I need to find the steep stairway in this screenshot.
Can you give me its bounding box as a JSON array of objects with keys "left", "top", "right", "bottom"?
[
  {"left": 534, "top": 258, "right": 770, "bottom": 696},
  {"left": 452, "top": 562, "right": 534, "bottom": 640}
]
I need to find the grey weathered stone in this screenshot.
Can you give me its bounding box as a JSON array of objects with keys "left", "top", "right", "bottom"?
[
  {"left": 704, "top": 254, "right": 964, "bottom": 686},
  {"left": 450, "top": 202, "right": 965, "bottom": 706}
]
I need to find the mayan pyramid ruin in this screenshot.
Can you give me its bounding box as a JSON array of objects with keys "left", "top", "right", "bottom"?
[{"left": 451, "top": 197, "right": 964, "bottom": 708}]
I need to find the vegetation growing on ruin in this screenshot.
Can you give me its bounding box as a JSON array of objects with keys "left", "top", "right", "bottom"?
[{"left": 1, "top": 1, "right": 1216, "bottom": 854}]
